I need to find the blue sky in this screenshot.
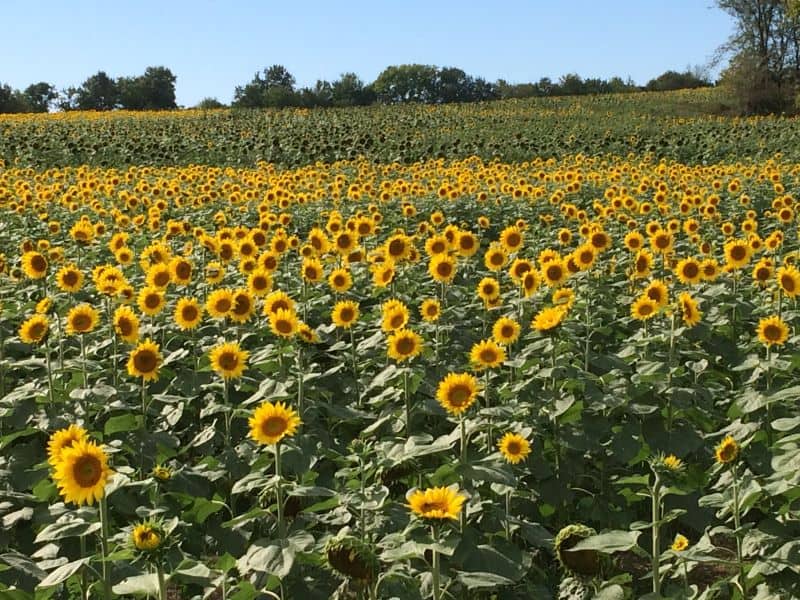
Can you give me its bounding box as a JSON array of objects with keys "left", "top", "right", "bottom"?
[{"left": 4, "top": 0, "right": 734, "bottom": 107}]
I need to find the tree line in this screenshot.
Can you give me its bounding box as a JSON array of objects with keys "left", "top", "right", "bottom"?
[{"left": 0, "top": 64, "right": 711, "bottom": 114}]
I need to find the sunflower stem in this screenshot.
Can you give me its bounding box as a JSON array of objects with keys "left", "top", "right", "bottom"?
[
  {"left": 80, "top": 334, "right": 88, "bottom": 389},
  {"left": 99, "top": 495, "right": 112, "bottom": 600},
  {"left": 45, "top": 339, "right": 55, "bottom": 405},
  {"left": 403, "top": 369, "right": 411, "bottom": 437},
  {"left": 350, "top": 328, "right": 360, "bottom": 406},
  {"left": 731, "top": 464, "right": 748, "bottom": 599},
  {"left": 297, "top": 345, "right": 305, "bottom": 417},
  {"left": 275, "top": 442, "right": 286, "bottom": 541},
  {"left": 484, "top": 370, "right": 492, "bottom": 453},
  {"left": 504, "top": 489, "right": 512, "bottom": 540},
  {"left": 223, "top": 379, "right": 231, "bottom": 443},
  {"left": 651, "top": 472, "right": 662, "bottom": 597},
  {"left": 765, "top": 345, "right": 773, "bottom": 447},
  {"left": 666, "top": 311, "right": 675, "bottom": 433},
  {"left": 80, "top": 535, "right": 89, "bottom": 600},
  {"left": 157, "top": 564, "right": 167, "bottom": 600},
  {"left": 431, "top": 525, "right": 441, "bottom": 600}
]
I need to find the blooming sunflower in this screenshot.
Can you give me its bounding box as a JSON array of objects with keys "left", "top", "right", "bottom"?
[
  {"left": 127, "top": 339, "right": 162, "bottom": 381},
  {"left": 47, "top": 424, "right": 88, "bottom": 467},
  {"left": 522, "top": 270, "right": 540, "bottom": 297},
  {"left": 509, "top": 258, "right": 534, "bottom": 283},
  {"left": 269, "top": 308, "right": 298, "bottom": 338},
  {"left": 477, "top": 277, "right": 501, "bottom": 302},
  {"left": 723, "top": 239, "right": 752, "bottom": 270},
  {"left": 671, "top": 534, "right": 689, "bottom": 552},
  {"left": 675, "top": 257, "right": 702, "bottom": 285},
  {"left": 469, "top": 339, "right": 506, "bottom": 370},
  {"left": 19, "top": 314, "right": 49, "bottom": 344},
  {"left": 206, "top": 288, "right": 233, "bottom": 320},
  {"left": 645, "top": 280, "right": 669, "bottom": 308},
  {"left": 301, "top": 257, "right": 324, "bottom": 283},
  {"left": 230, "top": 288, "right": 255, "bottom": 323},
  {"left": 631, "top": 250, "right": 653, "bottom": 279},
  {"left": 631, "top": 295, "right": 659, "bottom": 321},
  {"left": 455, "top": 231, "right": 479, "bottom": 257},
  {"left": 371, "top": 262, "right": 396, "bottom": 288},
  {"left": 146, "top": 263, "right": 172, "bottom": 290},
  {"left": 484, "top": 244, "right": 508, "bottom": 271},
  {"left": 429, "top": 254, "right": 457, "bottom": 284},
  {"left": 381, "top": 300, "right": 410, "bottom": 332},
  {"left": 21, "top": 251, "right": 48, "bottom": 279},
  {"left": 777, "top": 265, "right": 800, "bottom": 298},
  {"left": 757, "top": 315, "right": 789, "bottom": 347},
  {"left": 420, "top": 298, "right": 441, "bottom": 322},
  {"left": 328, "top": 267, "right": 353, "bottom": 294},
  {"left": 52, "top": 439, "right": 112, "bottom": 506},
  {"left": 66, "top": 304, "right": 99, "bottom": 335},
  {"left": 425, "top": 234, "right": 450, "bottom": 257},
  {"left": 532, "top": 306, "right": 566, "bottom": 332},
  {"left": 499, "top": 225, "right": 524, "bottom": 253},
  {"left": 406, "top": 485, "right": 466, "bottom": 520},
  {"left": 169, "top": 257, "right": 193, "bottom": 286},
  {"left": 174, "top": 298, "right": 203, "bottom": 330},
  {"left": 332, "top": 300, "right": 359, "bottom": 329},
  {"left": 715, "top": 435, "right": 739, "bottom": 464},
  {"left": 249, "top": 401, "right": 301, "bottom": 445},
  {"left": 436, "top": 372, "right": 479, "bottom": 416},
  {"left": 138, "top": 286, "right": 166, "bottom": 317},
  {"left": 387, "top": 329, "right": 423, "bottom": 362},
  {"left": 573, "top": 244, "right": 597, "bottom": 271},
  {"left": 492, "top": 316, "right": 521, "bottom": 346},
  {"left": 55, "top": 264, "right": 84, "bottom": 293},
  {"left": 263, "top": 290, "right": 295, "bottom": 316},
  {"left": 542, "top": 259, "right": 568, "bottom": 288},
  {"left": 678, "top": 292, "right": 701, "bottom": 327},
  {"left": 247, "top": 268, "right": 273, "bottom": 297},
  {"left": 498, "top": 432, "right": 532, "bottom": 464},
  {"left": 113, "top": 306, "right": 140, "bottom": 343},
  {"left": 209, "top": 341, "right": 249, "bottom": 380}
]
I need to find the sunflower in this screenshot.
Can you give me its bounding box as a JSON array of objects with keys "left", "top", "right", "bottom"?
[
  {"left": 701, "top": 258, "right": 720, "bottom": 282},
  {"left": 332, "top": 300, "right": 359, "bottom": 329},
  {"left": 757, "top": 315, "right": 789, "bottom": 347},
  {"left": 301, "top": 257, "right": 324, "bottom": 283},
  {"left": 675, "top": 257, "right": 702, "bottom": 285},
  {"left": 715, "top": 435, "right": 739, "bottom": 464},
  {"left": 631, "top": 250, "right": 653, "bottom": 279},
  {"left": 631, "top": 295, "right": 659, "bottom": 321},
  {"left": 469, "top": 339, "right": 506, "bottom": 370},
  {"left": 499, "top": 225, "right": 524, "bottom": 253},
  {"left": 381, "top": 301, "right": 410, "bottom": 332},
  {"left": 174, "top": 298, "right": 203, "bottom": 330},
  {"left": 671, "top": 534, "right": 689, "bottom": 553},
  {"left": 269, "top": 308, "right": 299, "bottom": 338},
  {"left": 425, "top": 234, "right": 450, "bottom": 257},
  {"left": 645, "top": 280, "right": 669, "bottom": 308},
  {"left": 552, "top": 288, "right": 575, "bottom": 310},
  {"left": 484, "top": 244, "right": 508, "bottom": 271},
  {"left": 55, "top": 264, "right": 84, "bottom": 293},
  {"left": 532, "top": 306, "right": 566, "bottom": 332},
  {"left": 420, "top": 298, "right": 441, "bottom": 322},
  {"left": 146, "top": 263, "right": 172, "bottom": 290},
  {"left": 66, "top": 304, "right": 99, "bottom": 335},
  {"left": 751, "top": 259, "right": 774, "bottom": 286},
  {"left": 209, "top": 341, "right": 249, "bottom": 380},
  {"left": 21, "top": 251, "right": 48, "bottom": 279},
  {"left": 249, "top": 401, "right": 301, "bottom": 445},
  {"left": 247, "top": 268, "right": 272, "bottom": 297},
  {"left": 138, "top": 286, "right": 166, "bottom": 317},
  {"left": 429, "top": 254, "right": 457, "bottom": 284},
  {"left": 649, "top": 230, "right": 673, "bottom": 254},
  {"left": 492, "top": 316, "right": 521, "bottom": 346},
  {"left": 230, "top": 289, "right": 255, "bottom": 323},
  {"left": 206, "top": 288, "right": 234, "bottom": 319},
  {"left": 127, "top": 339, "right": 161, "bottom": 381},
  {"left": 385, "top": 234, "right": 411, "bottom": 261},
  {"left": 509, "top": 258, "right": 534, "bottom": 283},
  {"left": 47, "top": 424, "right": 88, "bottom": 467},
  {"left": 264, "top": 290, "right": 295, "bottom": 316},
  {"left": 387, "top": 329, "right": 423, "bottom": 362},
  {"left": 297, "top": 322, "right": 319, "bottom": 344},
  {"left": 52, "top": 439, "right": 112, "bottom": 506},
  {"left": 436, "top": 372, "right": 479, "bottom": 416},
  {"left": 573, "top": 244, "right": 597, "bottom": 271},
  {"left": 113, "top": 306, "right": 140, "bottom": 343},
  {"left": 328, "top": 267, "right": 353, "bottom": 294},
  {"left": 19, "top": 314, "right": 49, "bottom": 344},
  {"left": 777, "top": 265, "right": 800, "bottom": 298},
  {"left": 724, "top": 239, "right": 752, "bottom": 270},
  {"left": 542, "top": 259, "right": 568, "bottom": 288},
  {"left": 522, "top": 270, "right": 540, "bottom": 297},
  {"left": 455, "top": 231, "right": 479, "bottom": 257},
  {"left": 371, "top": 262, "right": 396, "bottom": 288},
  {"left": 624, "top": 231, "right": 644, "bottom": 252},
  {"left": 131, "top": 522, "right": 162, "bottom": 552},
  {"left": 678, "top": 292, "right": 701, "bottom": 327},
  {"left": 407, "top": 485, "right": 466, "bottom": 520},
  {"left": 498, "top": 433, "right": 531, "bottom": 464},
  {"left": 205, "top": 261, "right": 225, "bottom": 284},
  {"left": 477, "top": 277, "right": 501, "bottom": 302},
  {"left": 169, "top": 257, "right": 193, "bottom": 286}
]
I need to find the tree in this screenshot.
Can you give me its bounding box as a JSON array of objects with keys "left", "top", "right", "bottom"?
[
  {"left": 716, "top": 0, "right": 800, "bottom": 112},
  {"left": 196, "top": 97, "right": 225, "bottom": 109},
  {"left": 233, "top": 65, "right": 298, "bottom": 108},
  {"left": 331, "top": 73, "right": 374, "bottom": 106},
  {"left": 118, "top": 66, "right": 177, "bottom": 110},
  {"left": 75, "top": 71, "right": 119, "bottom": 110},
  {"left": 645, "top": 70, "right": 710, "bottom": 92},
  {"left": 0, "top": 83, "right": 28, "bottom": 113},
  {"left": 373, "top": 64, "right": 438, "bottom": 103},
  {"left": 23, "top": 82, "right": 57, "bottom": 112}
]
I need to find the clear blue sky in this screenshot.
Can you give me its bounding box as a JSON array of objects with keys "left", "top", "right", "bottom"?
[{"left": 3, "top": 0, "right": 734, "bottom": 107}]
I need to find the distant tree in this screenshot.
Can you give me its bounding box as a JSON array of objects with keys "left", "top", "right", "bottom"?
[
  {"left": 233, "top": 64, "right": 299, "bottom": 108},
  {"left": 0, "top": 83, "right": 29, "bottom": 113},
  {"left": 75, "top": 71, "right": 119, "bottom": 110},
  {"left": 331, "top": 72, "right": 375, "bottom": 106},
  {"left": 435, "top": 67, "right": 472, "bottom": 103},
  {"left": 118, "top": 66, "right": 177, "bottom": 110},
  {"left": 373, "top": 64, "right": 438, "bottom": 103},
  {"left": 23, "top": 82, "right": 57, "bottom": 112},
  {"left": 196, "top": 97, "right": 225, "bottom": 109},
  {"left": 558, "top": 73, "right": 585, "bottom": 95},
  {"left": 645, "top": 70, "right": 710, "bottom": 91},
  {"left": 56, "top": 87, "right": 81, "bottom": 111}
]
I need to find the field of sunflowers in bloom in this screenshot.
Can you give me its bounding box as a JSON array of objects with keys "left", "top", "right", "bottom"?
[{"left": 2, "top": 92, "right": 800, "bottom": 599}]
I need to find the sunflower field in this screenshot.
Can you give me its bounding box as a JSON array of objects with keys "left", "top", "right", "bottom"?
[{"left": 1, "top": 93, "right": 800, "bottom": 600}]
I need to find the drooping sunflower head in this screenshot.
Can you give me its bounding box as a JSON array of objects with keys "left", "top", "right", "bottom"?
[
  {"left": 127, "top": 339, "right": 162, "bottom": 382},
  {"left": 209, "top": 341, "right": 249, "bottom": 380},
  {"left": 47, "top": 424, "right": 88, "bottom": 467},
  {"left": 52, "top": 439, "right": 112, "bottom": 506},
  {"left": 249, "top": 401, "right": 301, "bottom": 445},
  {"left": 406, "top": 485, "right": 466, "bottom": 521},
  {"left": 532, "top": 306, "right": 566, "bottom": 333},
  {"left": 554, "top": 524, "right": 600, "bottom": 576},
  {"left": 325, "top": 535, "right": 378, "bottom": 582},
  {"left": 66, "top": 304, "right": 99, "bottom": 336},
  {"left": 469, "top": 339, "right": 506, "bottom": 370},
  {"left": 436, "top": 372, "right": 479, "bottom": 416},
  {"left": 498, "top": 432, "right": 531, "bottom": 464}
]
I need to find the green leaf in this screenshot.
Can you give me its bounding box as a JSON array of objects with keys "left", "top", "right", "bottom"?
[
  {"left": 35, "top": 517, "right": 101, "bottom": 543},
  {"left": 38, "top": 558, "right": 90, "bottom": 588},
  {"left": 104, "top": 414, "right": 142, "bottom": 435},
  {"left": 567, "top": 530, "right": 641, "bottom": 554},
  {"left": 454, "top": 571, "right": 514, "bottom": 589},
  {"left": 112, "top": 574, "right": 160, "bottom": 596}
]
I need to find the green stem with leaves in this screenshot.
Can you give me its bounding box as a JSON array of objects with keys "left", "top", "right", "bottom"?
[
  {"left": 99, "top": 495, "right": 112, "bottom": 599},
  {"left": 731, "top": 464, "right": 748, "bottom": 599},
  {"left": 157, "top": 564, "right": 168, "bottom": 600},
  {"left": 431, "top": 525, "right": 441, "bottom": 600},
  {"left": 651, "top": 472, "right": 662, "bottom": 597},
  {"left": 403, "top": 369, "right": 411, "bottom": 437},
  {"left": 275, "top": 442, "right": 286, "bottom": 540},
  {"left": 350, "top": 328, "right": 360, "bottom": 406}
]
